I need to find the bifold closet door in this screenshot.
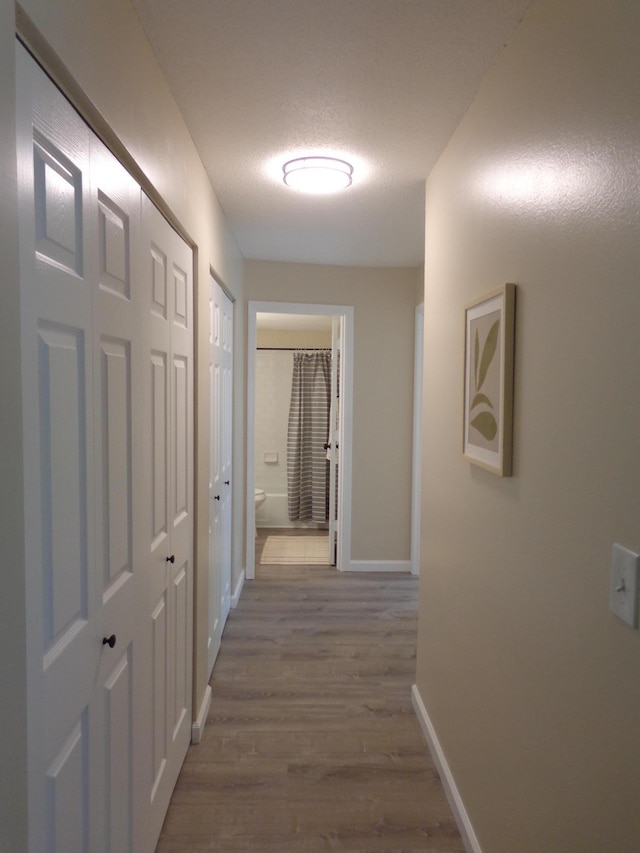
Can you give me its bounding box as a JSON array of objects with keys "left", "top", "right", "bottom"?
[
  {"left": 17, "top": 44, "right": 142, "bottom": 852},
  {"left": 220, "top": 287, "right": 233, "bottom": 626},
  {"left": 137, "top": 195, "right": 193, "bottom": 851},
  {"left": 17, "top": 43, "right": 194, "bottom": 853}
]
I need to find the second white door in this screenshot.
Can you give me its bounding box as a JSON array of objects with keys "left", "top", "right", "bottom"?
[
  {"left": 136, "top": 196, "right": 194, "bottom": 851},
  {"left": 208, "top": 277, "right": 233, "bottom": 677}
]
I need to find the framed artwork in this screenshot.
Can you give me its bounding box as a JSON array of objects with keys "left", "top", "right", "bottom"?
[{"left": 463, "top": 283, "right": 516, "bottom": 476}]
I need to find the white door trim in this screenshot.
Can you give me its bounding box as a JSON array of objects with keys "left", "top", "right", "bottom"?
[
  {"left": 246, "top": 301, "right": 353, "bottom": 579},
  {"left": 411, "top": 302, "right": 424, "bottom": 575}
]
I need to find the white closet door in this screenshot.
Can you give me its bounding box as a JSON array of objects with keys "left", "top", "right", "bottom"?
[
  {"left": 137, "top": 195, "right": 193, "bottom": 851},
  {"left": 17, "top": 44, "right": 140, "bottom": 852},
  {"left": 220, "top": 287, "right": 233, "bottom": 623},
  {"left": 208, "top": 278, "right": 233, "bottom": 677},
  {"left": 208, "top": 283, "right": 222, "bottom": 674},
  {"left": 89, "top": 136, "right": 142, "bottom": 853},
  {"left": 18, "top": 45, "right": 94, "bottom": 853}
]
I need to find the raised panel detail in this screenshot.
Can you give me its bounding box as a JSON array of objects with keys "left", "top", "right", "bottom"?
[
  {"left": 101, "top": 339, "right": 132, "bottom": 592},
  {"left": 98, "top": 192, "right": 129, "bottom": 299},
  {"left": 173, "top": 356, "right": 188, "bottom": 523},
  {"left": 46, "top": 716, "right": 88, "bottom": 852},
  {"left": 214, "top": 301, "right": 220, "bottom": 347},
  {"left": 173, "top": 265, "right": 188, "bottom": 329},
  {"left": 150, "top": 244, "right": 167, "bottom": 319},
  {"left": 223, "top": 311, "right": 231, "bottom": 352},
  {"left": 38, "top": 324, "right": 88, "bottom": 650},
  {"left": 104, "top": 652, "right": 132, "bottom": 853},
  {"left": 223, "top": 367, "right": 232, "bottom": 469},
  {"left": 172, "top": 566, "right": 188, "bottom": 741},
  {"left": 33, "top": 132, "right": 82, "bottom": 275},
  {"left": 151, "top": 353, "right": 168, "bottom": 547},
  {"left": 151, "top": 594, "right": 168, "bottom": 801},
  {"left": 211, "top": 364, "right": 221, "bottom": 483}
]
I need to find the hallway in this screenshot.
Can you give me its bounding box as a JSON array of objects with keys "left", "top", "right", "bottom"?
[{"left": 155, "top": 560, "right": 464, "bottom": 851}]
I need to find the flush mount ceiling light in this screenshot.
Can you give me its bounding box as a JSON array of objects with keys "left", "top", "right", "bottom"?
[{"left": 282, "top": 156, "right": 353, "bottom": 194}]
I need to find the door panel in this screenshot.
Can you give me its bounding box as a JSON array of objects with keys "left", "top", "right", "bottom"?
[
  {"left": 150, "top": 592, "right": 168, "bottom": 800},
  {"left": 173, "top": 353, "right": 189, "bottom": 520},
  {"left": 18, "top": 45, "right": 96, "bottom": 853},
  {"left": 38, "top": 324, "right": 88, "bottom": 646},
  {"left": 221, "top": 297, "right": 233, "bottom": 619},
  {"left": 100, "top": 340, "right": 131, "bottom": 585},
  {"left": 150, "top": 351, "right": 169, "bottom": 548},
  {"left": 90, "top": 136, "right": 140, "bottom": 853},
  {"left": 171, "top": 563, "right": 189, "bottom": 739},
  {"left": 33, "top": 131, "right": 83, "bottom": 275},
  {"left": 208, "top": 291, "right": 221, "bottom": 669},
  {"left": 208, "top": 278, "right": 233, "bottom": 677},
  {"left": 208, "top": 287, "right": 222, "bottom": 675},
  {"left": 98, "top": 192, "right": 130, "bottom": 299},
  {"left": 139, "top": 196, "right": 193, "bottom": 850},
  {"left": 46, "top": 718, "right": 88, "bottom": 852},
  {"left": 103, "top": 651, "right": 133, "bottom": 852}
]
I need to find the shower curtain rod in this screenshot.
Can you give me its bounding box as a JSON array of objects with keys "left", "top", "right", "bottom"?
[{"left": 256, "top": 347, "right": 331, "bottom": 351}]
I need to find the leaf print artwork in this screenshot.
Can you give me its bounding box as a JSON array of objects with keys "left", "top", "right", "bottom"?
[
  {"left": 463, "top": 283, "right": 515, "bottom": 476},
  {"left": 470, "top": 316, "right": 500, "bottom": 444},
  {"left": 471, "top": 411, "right": 497, "bottom": 441},
  {"left": 476, "top": 320, "right": 499, "bottom": 392},
  {"left": 471, "top": 392, "right": 493, "bottom": 411},
  {"left": 474, "top": 328, "right": 480, "bottom": 388}
]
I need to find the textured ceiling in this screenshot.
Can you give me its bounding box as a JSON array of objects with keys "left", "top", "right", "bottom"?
[{"left": 132, "top": 0, "right": 531, "bottom": 267}]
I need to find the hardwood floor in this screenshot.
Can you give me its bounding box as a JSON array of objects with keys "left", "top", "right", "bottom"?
[{"left": 156, "top": 533, "right": 464, "bottom": 852}]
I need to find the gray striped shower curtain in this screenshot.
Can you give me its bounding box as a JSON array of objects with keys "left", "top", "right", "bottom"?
[{"left": 287, "top": 350, "right": 331, "bottom": 522}]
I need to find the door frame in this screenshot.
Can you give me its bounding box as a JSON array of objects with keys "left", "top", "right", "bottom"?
[
  {"left": 411, "top": 302, "right": 424, "bottom": 575},
  {"left": 246, "top": 301, "right": 353, "bottom": 579}
]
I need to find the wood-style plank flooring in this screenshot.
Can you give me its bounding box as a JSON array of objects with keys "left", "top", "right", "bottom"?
[{"left": 156, "top": 529, "right": 464, "bottom": 852}]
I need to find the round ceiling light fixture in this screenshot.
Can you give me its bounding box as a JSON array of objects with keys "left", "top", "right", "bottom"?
[{"left": 282, "top": 156, "right": 353, "bottom": 194}]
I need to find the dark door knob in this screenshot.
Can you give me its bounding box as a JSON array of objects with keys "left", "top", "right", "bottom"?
[
  {"left": 224, "top": 480, "right": 230, "bottom": 485},
  {"left": 102, "top": 634, "right": 116, "bottom": 648},
  {"left": 214, "top": 494, "right": 221, "bottom": 501},
  {"left": 166, "top": 554, "right": 175, "bottom": 564}
]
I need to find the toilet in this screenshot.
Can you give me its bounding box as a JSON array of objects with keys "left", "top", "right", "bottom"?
[{"left": 254, "top": 488, "right": 266, "bottom": 536}]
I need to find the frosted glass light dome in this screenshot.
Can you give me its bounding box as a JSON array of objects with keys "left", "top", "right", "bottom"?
[{"left": 282, "top": 156, "right": 353, "bottom": 194}]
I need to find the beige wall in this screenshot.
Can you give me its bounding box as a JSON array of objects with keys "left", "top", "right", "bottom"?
[
  {"left": 415, "top": 1, "right": 640, "bottom": 850},
  {"left": 3, "top": 6, "right": 245, "bottom": 843},
  {"left": 246, "top": 260, "right": 417, "bottom": 563},
  {"left": 257, "top": 329, "right": 332, "bottom": 348}
]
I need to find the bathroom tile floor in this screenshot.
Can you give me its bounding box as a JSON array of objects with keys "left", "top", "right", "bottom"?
[{"left": 260, "top": 533, "right": 330, "bottom": 565}]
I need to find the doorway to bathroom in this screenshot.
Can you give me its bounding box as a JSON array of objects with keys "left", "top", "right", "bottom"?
[{"left": 246, "top": 302, "right": 353, "bottom": 579}]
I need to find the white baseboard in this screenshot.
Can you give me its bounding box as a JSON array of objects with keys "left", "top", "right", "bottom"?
[
  {"left": 231, "top": 570, "right": 245, "bottom": 608},
  {"left": 191, "top": 685, "right": 212, "bottom": 744},
  {"left": 411, "top": 683, "right": 482, "bottom": 853},
  {"left": 345, "top": 560, "right": 412, "bottom": 573}
]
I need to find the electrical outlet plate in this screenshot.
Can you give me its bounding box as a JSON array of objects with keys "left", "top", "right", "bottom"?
[{"left": 610, "top": 543, "right": 640, "bottom": 629}]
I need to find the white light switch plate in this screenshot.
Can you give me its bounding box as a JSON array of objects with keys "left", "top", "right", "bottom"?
[{"left": 610, "top": 543, "right": 640, "bottom": 629}]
